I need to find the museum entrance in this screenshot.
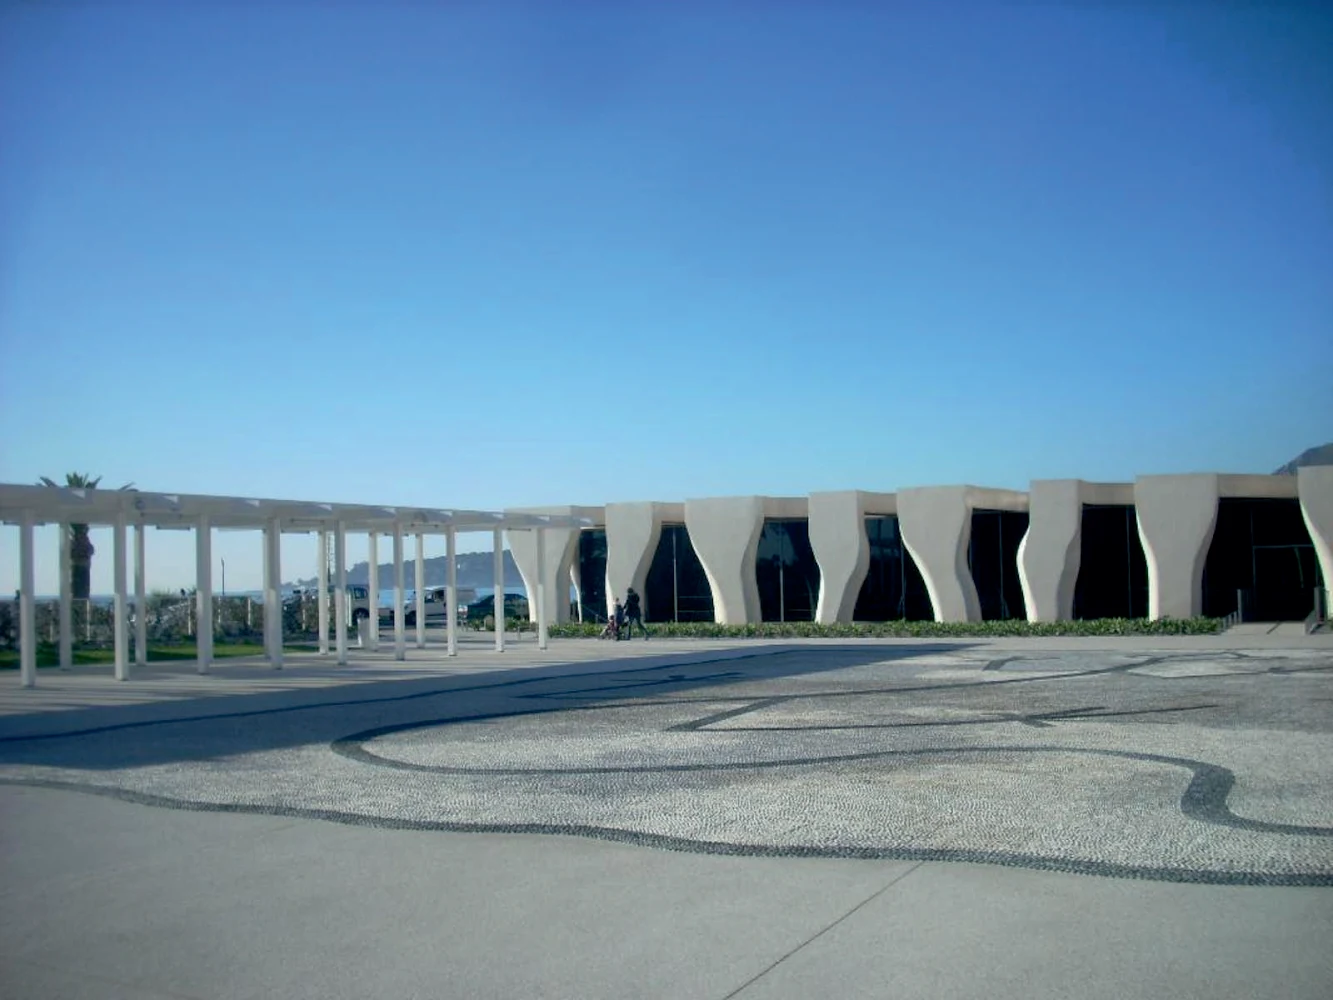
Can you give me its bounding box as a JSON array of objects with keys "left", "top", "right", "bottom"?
[
  {"left": 756, "top": 519, "right": 819, "bottom": 622},
  {"left": 969, "top": 509, "right": 1029, "bottom": 620},
  {"left": 853, "top": 516, "right": 934, "bottom": 621},
  {"left": 1202, "top": 498, "right": 1322, "bottom": 621},
  {"left": 644, "top": 524, "right": 715, "bottom": 622},
  {"left": 1073, "top": 504, "right": 1149, "bottom": 620}
]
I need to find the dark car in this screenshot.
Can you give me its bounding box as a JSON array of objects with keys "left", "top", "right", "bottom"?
[{"left": 464, "top": 593, "right": 529, "bottom": 623}]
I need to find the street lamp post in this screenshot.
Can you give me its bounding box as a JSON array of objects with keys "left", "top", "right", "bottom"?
[{"left": 221, "top": 558, "right": 226, "bottom": 597}]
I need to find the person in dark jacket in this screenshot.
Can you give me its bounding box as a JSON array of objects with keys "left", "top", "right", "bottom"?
[{"left": 623, "top": 587, "right": 648, "bottom": 639}]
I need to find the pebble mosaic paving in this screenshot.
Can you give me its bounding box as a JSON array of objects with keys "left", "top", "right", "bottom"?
[{"left": 2, "top": 644, "right": 1330, "bottom": 885}]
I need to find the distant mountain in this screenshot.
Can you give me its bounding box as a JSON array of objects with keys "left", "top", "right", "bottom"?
[
  {"left": 290, "top": 550, "right": 521, "bottom": 590},
  {"left": 1274, "top": 442, "right": 1333, "bottom": 476}
]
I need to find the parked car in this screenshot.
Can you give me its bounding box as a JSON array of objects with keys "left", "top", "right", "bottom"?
[
  {"left": 464, "top": 593, "right": 528, "bottom": 624},
  {"left": 404, "top": 586, "right": 477, "bottom": 626}
]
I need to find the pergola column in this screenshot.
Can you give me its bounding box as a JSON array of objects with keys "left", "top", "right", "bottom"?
[
  {"left": 536, "top": 527, "right": 548, "bottom": 651},
  {"left": 414, "top": 532, "right": 426, "bottom": 649},
  {"left": 195, "top": 514, "right": 212, "bottom": 673},
  {"left": 493, "top": 527, "right": 505, "bottom": 652},
  {"left": 18, "top": 509, "right": 36, "bottom": 688},
  {"left": 317, "top": 529, "right": 330, "bottom": 656},
  {"left": 58, "top": 522, "right": 72, "bottom": 671},
  {"left": 446, "top": 526, "right": 457, "bottom": 656},
  {"left": 264, "top": 517, "right": 282, "bottom": 669},
  {"left": 113, "top": 512, "right": 129, "bottom": 681},
  {"left": 335, "top": 520, "right": 348, "bottom": 666},
  {"left": 367, "top": 531, "right": 380, "bottom": 650},
  {"left": 392, "top": 522, "right": 406, "bottom": 661},
  {"left": 135, "top": 522, "right": 148, "bottom": 668}
]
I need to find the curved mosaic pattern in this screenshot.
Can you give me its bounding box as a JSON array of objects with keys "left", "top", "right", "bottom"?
[{"left": 1, "top": 646, "right": 1331, "bottom": 885}]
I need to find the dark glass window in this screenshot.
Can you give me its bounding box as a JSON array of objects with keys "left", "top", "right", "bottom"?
[
  {"left": 853, "top": 516, "right": 934, "bottom": 621},
  {"left": 1073, "top": 505, "right": 1148, "bottom": 619},
  {"left": 1202, "top": 498, "right": 1322, "bottom": 621},
  {"left": 576, "top": 529, "right": 607, "bottom": 622},
  {"left": 968, "top": 510, "right": 1029, "bottom": 620},
  {"left": 756, "top": 519, "right": 819, "bottom": 622},
  {"left": 644, "top": 524, "right": 715, "bottom": 622}
]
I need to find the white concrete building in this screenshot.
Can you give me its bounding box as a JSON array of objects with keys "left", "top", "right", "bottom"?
[{"left": 3, "top": 468, "right": 1330, "bottom": 688}]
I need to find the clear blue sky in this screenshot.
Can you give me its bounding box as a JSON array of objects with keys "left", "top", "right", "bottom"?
[{"left": 2, "top": 3, "right": 1329, "bottom": 593}]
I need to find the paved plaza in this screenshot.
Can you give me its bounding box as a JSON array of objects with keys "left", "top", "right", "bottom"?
[{"left": 2, "top": 634, "right": 1331, "bottom": 998}]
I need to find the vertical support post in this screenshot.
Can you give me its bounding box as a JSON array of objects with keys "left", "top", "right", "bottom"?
[
  {"left": 393, "top": 522, "right": 406, "bottom": 661},
  {"left": 18, "top": 510, "right": 36, "bottom": 688},
  {"left": 414, "top": 532, "right": 426, "bottom": 649},
  {"left": 317, "top": 530, "right": 330, "bottom": 656},
  {"left": 493, "top": 527, "right": 505, "bottom": 652},
  {"left": 196, "top": 514, "right": 213, "bottom": 673},
  {"left": 265, "top": 517, "right": 282, "bottom": 669},
  {"left": 113, "top": 511, "right": 129, "bottom": 681},
  {"left": 446, "top": 527, "right": 458, "bottom": 656},
  {"left": 367, "top": 531, "right": 380, "bottom": 650},
  {"left": 335, "top": 520, "right": 348, "bottom": 665},
  {"left": 58, "top": 523, "right": 72, "bottom": 671},
  {"left": 135, "top": 522, "right": 148, "bottom": 667},
  {"left": 536, "top": 527, "right": 548, "bottom": 651}
]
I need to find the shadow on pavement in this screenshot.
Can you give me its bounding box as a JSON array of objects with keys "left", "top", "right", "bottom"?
[{"left": 0, "top": 643, "right": 973, "bottom": 771}]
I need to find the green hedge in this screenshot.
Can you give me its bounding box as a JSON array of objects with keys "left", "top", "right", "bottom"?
[{"left": 547, "top": 617, "right": 1223, "bottom": 639}]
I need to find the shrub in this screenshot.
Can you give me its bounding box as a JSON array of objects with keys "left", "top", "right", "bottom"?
[{"left": 546, "top": 617, "right": 1223, "bottom": 639}]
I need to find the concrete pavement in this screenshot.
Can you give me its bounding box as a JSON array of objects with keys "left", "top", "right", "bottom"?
[{"left": 2, "top": 636, "right": 1330, "bottom": 998}]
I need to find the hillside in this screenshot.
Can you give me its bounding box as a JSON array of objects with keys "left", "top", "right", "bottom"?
[
  {"left": 291, "top": 550, "right": 521, "bottom": 590},
  {"left": 1273, "top": 442, "right": 1333, "bottom": 476}
]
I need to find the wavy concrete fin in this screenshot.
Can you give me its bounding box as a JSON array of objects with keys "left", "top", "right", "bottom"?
[
  {"left": 1134, "top": 475, "right": 1218, "bottom": 620},
  {"left": 1018, "top": 480, "right": 1082, "bottom": 621},
  {"left": 684, "top": 497, "right": 763, "bottom": 624},
  {"left": 809, "top": 491, "right": 870, "bottom": 624},
  {"left": 1298, "top": 466, "right": 1333, "bottom": 604},
  {"left": 605, "top": 502, "right": 665, "bottom": 619},
  {"left": 896, "top": 487, "right": 978, "bottom": 622}
]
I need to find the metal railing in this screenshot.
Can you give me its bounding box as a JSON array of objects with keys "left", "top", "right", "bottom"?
[{"left": 1307, "top": 587, "right": 1328, "bottom": 636}]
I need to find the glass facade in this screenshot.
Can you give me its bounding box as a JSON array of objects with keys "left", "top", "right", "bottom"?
[
  {"left": 853, "top": 516, "right": 934, "bottom": 621},
  {"left": 644, "top": 524, "right": 715, "bottom": 622},
  {"left": 968, "top": 510, "right": 1029, "bottom": 620},
  {"left": 1073, "top": 504, "right": 1148, "bottom": 620},
  {"left": 1201, "top": 498, "right": 1322, "bottom": 621},
  {"left": 576, "top": 528, "right": 607, "bottom": 622},
  {"left": 756, "top": 519, "right": 820, "bottom": 622}
]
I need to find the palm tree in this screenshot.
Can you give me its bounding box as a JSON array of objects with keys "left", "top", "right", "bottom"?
[{"left": 39, "top": 473, "right": 135, "bottom": 600}]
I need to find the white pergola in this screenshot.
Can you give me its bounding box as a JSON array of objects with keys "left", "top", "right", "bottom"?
[{"left": 0, "top": 483, "right": 592, "bottom": 688}]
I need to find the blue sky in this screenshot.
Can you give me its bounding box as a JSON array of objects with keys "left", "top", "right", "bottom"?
[{"left": 2, "top": 3, "right": 1330, "bottom": 593}]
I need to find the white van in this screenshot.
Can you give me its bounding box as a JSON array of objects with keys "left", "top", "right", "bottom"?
[{"left": 405, "top": 586, "right": 476, "bottom": 626}]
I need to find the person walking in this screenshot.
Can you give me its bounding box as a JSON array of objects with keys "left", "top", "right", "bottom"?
[{"left": 623, "top": 587, "right": 648, "bottom": 639}]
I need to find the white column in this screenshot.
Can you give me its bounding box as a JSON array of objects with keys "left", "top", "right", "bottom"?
[
  {"left": 113, "top": 512, "right": 129, "bottom": 680},
  {"left": 58, "top": 523, "right": 72, "bottom": 671},
  {"left": 135, "top": 522, "right": 148, "bottom": 667},
  {"left": 18, "top": 510, "right": 36, "bottom": 688},
  {"left": 393, "top": 522, "right": 406, "bottom": 661},
  {"left": 265, "top": 517, "right": 282, "bottom": 669},
  {"left": 536, "top": 527, "right": 548, "bottom": 650},
  {"left": 317, "top": 530, "right": 330, "bottom": 656},
  {"left": 414, "top": 532, "right": 426, "bottom": 649},
  {"left": 446, "top": 527, "right": 457, "bottom": 656},
  {"left": 367, "top": 531, "right": 380, "bottom": 650},
  {"left": 335, "top": 521, "right": 348, "bottom": 665},
  {"left": 493, "top": 527, "right": 505, "bottom": 652},
  {"left": 195, "top": 514, "right": 213, "bottom": 673}
]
